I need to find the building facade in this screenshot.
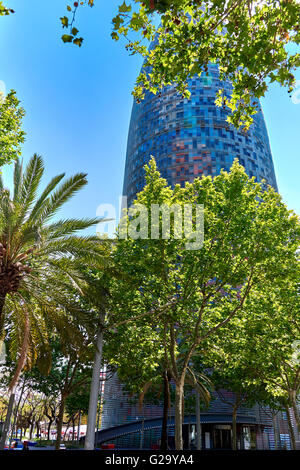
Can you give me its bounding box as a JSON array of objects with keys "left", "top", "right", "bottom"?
[{"left": 123, "top": 63, "right": 277, "bottom": 205}]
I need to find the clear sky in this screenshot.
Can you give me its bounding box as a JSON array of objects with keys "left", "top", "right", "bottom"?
[{"left": 0, "top": 0, "right": 299, "bottom": 235}]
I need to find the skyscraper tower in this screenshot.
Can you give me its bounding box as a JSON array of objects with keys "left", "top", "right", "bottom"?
[{"left": 123, "top": 63, "right": 277, "bottom": 205}]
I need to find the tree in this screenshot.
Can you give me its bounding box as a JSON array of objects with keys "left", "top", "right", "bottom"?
[
  {"left": 113, "top": 0, "right": 300, "bottom": 129},
  {"left": 43, "top": 396, "right": 60, "bottom": 441},
  {"left": 109, "top": 157, "right": 299, "bottom": 449},
  {"left": 0, "top": 1, "right": 14, "bottom": 16},
  {"left": 0, "top": 91, "right": 25, "bottom": 167},
  {"left": 104, "top": 319, "right": 211, "bottom": 449},
  {"left": 204, "top": 331, "right": 277, "bottom": 450},
  {"left": 241, "top": 275, "right": 300, "bottom": 439},
  {"left": 65, "top": 382, "right": 90, "bottom": 444},
  {"left": 28, "top": 340, "right": 94, "bottom": 450},
  {"left": 0, "top": 154, "right": 104, "bottom": 448},
  {"left": 3, "top": 2, "right": 299, "bottom": 129},
  {"left": 57, "top": 0, "right": 300, "bottom": 129}
]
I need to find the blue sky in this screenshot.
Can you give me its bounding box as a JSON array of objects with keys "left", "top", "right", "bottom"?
[{"left": 0, "top": 0, "right": 299, "bottom": 234}]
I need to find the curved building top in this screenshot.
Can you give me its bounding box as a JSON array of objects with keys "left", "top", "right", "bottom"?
[{"left": 123, "top": 63, "right": 277, "bottom": 205}]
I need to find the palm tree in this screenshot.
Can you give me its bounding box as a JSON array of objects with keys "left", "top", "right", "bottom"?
[{"left": 0, "top": 154, "right": 104, "bottom": 447}]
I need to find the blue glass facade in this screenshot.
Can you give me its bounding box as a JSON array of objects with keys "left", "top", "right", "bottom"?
[{"left": 123, "top": 63, "right": 277, "bottom": 205}]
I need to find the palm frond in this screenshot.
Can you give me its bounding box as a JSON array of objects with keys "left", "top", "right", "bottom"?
[
  {"left": 28, "top": 173, "right": 65, "bottom": 223},
  {"left": 39, "top": 173, "right": 88, "bottom": 223},
  {"left": 20, "top": 154, "right": 44, "bottom": 208},
  {"left": 45, "top": 218, "right": 101, "bottom": 239}
]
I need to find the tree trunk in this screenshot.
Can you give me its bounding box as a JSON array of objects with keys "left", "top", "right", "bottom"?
[
  {"left": 47, "top": 419, "right": 53, "bottom": 441},
  {"left": 272, "top": 413, "right": 280, "bottom": 450},
  {"left": 29, "top": 415, "right": 36, "bottom": 439},
  {"left": 0, "top": 392, "right": 15, "bottom": 449},
  {"left": 84, "top": 317, "right": 104, "bottom": 450},
  {"left": 77, "top": 411, "right": 81, "bottom": 444},
  {"left": 290, "top": 390, "right": 300, "bottom": 435},
  {"left": 232, "top": 405, "right": 238, "bottom": 450},
  {"left": 196, "top": 391, "right": 202, "bottom": 450},
  {"left": 160, "top": 370, "right": 170, "bottom": 450},
  {"left": 36, "top": 421, "right": 40, "bottom": 439},
  {"left": 0, "top": 294, "right": 6, "bottom": 334},
  {"left": 285, "top": 406, "right": 296, "bottom": 450},
  {"left": 55, "top": 394, "right": 66, "bottom": 450},
  {"left": 10, "top": 378, "right": 26, "bottom": 445},
  {"left": 174, "top": 382, "right": 184, "bottom": 450},
  {"left": 72, "top": 418, "right": 76, "bottom": 443}
]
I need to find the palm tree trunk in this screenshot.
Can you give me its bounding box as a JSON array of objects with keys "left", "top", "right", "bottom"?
[
  {"left": 84, "top": 316, "right": 104, "bottom": 450},
  {"left": 0, "top": 307, "right": 30, "bottom": 449},
  {"left": 285, "top": 405, "right": 296, "bottom": 450},
  {"left": 8, "top": 305, "right": 30, "bottom": 391},
  {"left": 55, "top": 394, "right": 66, "bottom": 450},
  {"left": 0, "top": 392, "right": 15, "bottom": 449},
  {"left": 0, "top": 294, "right": 6, "bottom": 334},
  {"left": 174, "top": 381, "right": 184, "bottom": 450}
]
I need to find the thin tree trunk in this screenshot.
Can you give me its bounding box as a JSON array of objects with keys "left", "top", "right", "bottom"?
[
  {"left": 72, "top": 418, "right": 75, "bottom": 443},
  {"left": 1, "top": 301, "right": 30, "bottom": 447},
  {"left": 196, "top": 391, "right": 202, "bottom": 450},
  {"left": 272, "top": 413, "right": 280, "bottom": 450},
  {"left": 47, "top": 420, "right": 53, "bottom": 441},
  {"left": 29, "top": 419, "right": 34, "bottom": 439},
  {"left": 290, "top": 390, "right": 300, "bottom": 436},
  {"left": 63, "top": 418, "right": 71, "bottom": 442},
  {"left": 85, "top": 315, "right": 104, "bottom": 450},
  {"left": 55, "top": 394, "right": 66, "bottom": 450},
  {"left": 77, "top": 411, "right": 81, "bottom": 444},
  {"left": 160, "top": 370, "right": 170, "bottom": 450},
  {"left": 285, "top": 406, "right": 296, "bottom": 450},
  {"left": 36, "top": 422, "right": 40, "bottom": 439},
  {"left": 174, "top": 382, "right": 184, "bottom": 450},
  {"left": 0, "top": 392, "right": 15, "bottom": 449},
  {"left": 232, "top": 405, "right": 238, "bottom": 450},
  {"left": 10, "top": 378, "right": 26, "bottom": 445},
  {"left": 0, "top": 294, "right": 6, "bottom": 333}
]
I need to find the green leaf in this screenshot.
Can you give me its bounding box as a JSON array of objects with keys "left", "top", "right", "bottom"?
[
  {"left": 62, "top": 34, "right": 73, "bottom": 43},
  {"left": 119, "top": 1, "right": 132, "bottom": 13},
  {"left": 60, "top": 16, "right": 69, "bottom": 28},
  {"left": 73, "top": 37, "right": 84, "bottom": 47}
]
